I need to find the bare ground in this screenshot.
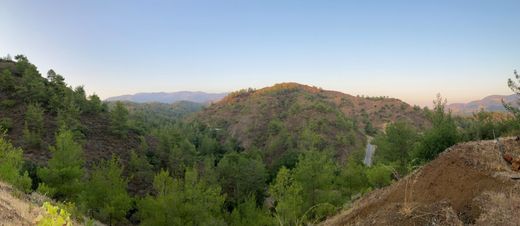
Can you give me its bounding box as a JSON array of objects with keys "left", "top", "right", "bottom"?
[
  {"left": 0, "top": 182, "right": 44, "bottom": 226},
  {"left": 323, "top": 137, "right": 520, "bottom": 226}
]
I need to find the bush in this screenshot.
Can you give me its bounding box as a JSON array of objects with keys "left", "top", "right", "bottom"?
[
  {"left": 0, "top": 69, "right": 15, "bottom": 92},
  {"left": 0, "top": 99, "right": 16, "bottom": 109},
  {"left": 413, "top": 95, "right": 459, "bottom": 162},
  {"left": 0, "top": 117, "right": 13, "bottom": 131},
  {"left": 37, "top": 202, "right": 72, "bottom": 226},
  {"left": 0, "top": 134, "right": 32, "bottom": 192},
  {"left": 366, "top": 164, "right": 393, "bottom": 188}
]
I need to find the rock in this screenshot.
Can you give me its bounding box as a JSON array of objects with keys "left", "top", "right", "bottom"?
[
  {"left": 503, "top": 153, "right": 513, "bottom": 163},
  {"left": 512, "top": 157, "right": 520, "bottom": 171}
]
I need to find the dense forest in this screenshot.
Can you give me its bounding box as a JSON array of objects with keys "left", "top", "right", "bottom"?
[{"left": 0, "top": 55, "right": 519, "bottom": 225}]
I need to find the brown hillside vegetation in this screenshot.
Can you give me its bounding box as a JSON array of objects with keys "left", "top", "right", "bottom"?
[
  {"left": 196, "top": 83, "right": 429, "bottom": 164},
  {"left": 323, "top": 137, "right": 520, "bottom": 226}
]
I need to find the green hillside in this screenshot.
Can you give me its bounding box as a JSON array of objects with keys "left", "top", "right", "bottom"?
[{"left": 1, "top": 55, "right": 518, "bottom": 226}]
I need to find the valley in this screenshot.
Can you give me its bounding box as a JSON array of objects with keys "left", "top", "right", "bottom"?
[{"left": 0, "top": 56, "right": 518, "bottom": 226}]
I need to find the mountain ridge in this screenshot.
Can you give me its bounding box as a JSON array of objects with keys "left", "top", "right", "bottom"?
[
  {"left": 105, "top": 91, "right": 228, "bottom": 104},
  {"left": 448, "top": 94, "right": 517, "bottom": 115}
]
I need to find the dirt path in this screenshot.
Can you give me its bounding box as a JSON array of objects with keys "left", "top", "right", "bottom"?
[{"left": 363, "top": 136, "right": 376, "bottom": 166}]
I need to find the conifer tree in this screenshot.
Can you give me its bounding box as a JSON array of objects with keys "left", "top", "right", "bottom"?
[
  {"left": 229, "top": 195, "right": 275, "bottom": 226},
  {"left": 138, "top": 168, "right": 225, "bottom": 226},
  {"left": 413, "top": 94, "right": 459, "bottom": 161},
  {"left": 505, "top": 70, "right": 520, "bottom": 128},
  {"left": 291, "top": 151, "right": 338, "bottom": 221},
  {"left": 37, "top": 130, "right": 84, "bottom": 200},
  {"left": 80, "top": 156, "right": 132, "bottom": 225},
  {"left": 269, "top": 167, "right": 304, "bottom": 226},
  {"left": 110, "top": 102, "right": 130, "bottom": 137},
  {"left": 216, "top": 152, "right": 267, "bottom": 207},
  {"left": 23, "top": 103, "right": 44, "bottom": 148}
]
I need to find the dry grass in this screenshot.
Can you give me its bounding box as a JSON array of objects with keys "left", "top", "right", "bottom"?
[
  {"left": 400, "top": 171, "right": 420, "bottom": 217},
  {"left": 0, "top": 182, "right": 42, "bottom": 226},
  {"left": 474, "top": 189, "right": 520, "bottom": 226}
]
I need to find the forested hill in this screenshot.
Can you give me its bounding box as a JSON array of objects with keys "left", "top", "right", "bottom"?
[
  {"left": 194, "top": 83, "right": 430, "bottom": 164},
  {"left": 0, "top": 57, "right": 146, "bottom": 167},
  {"left": 2, "top": 55, "right": 518, "bottom": 226}
]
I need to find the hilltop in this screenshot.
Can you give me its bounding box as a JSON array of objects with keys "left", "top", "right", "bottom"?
[
  {"left": 323, "top": 137, "right": 520, "bottom": 225},
  {"left": 194, "top": 83, "right": 429, "bottom": 164},
  {"left": 105, "top": 91, "right": 227, "bottom": 104}
]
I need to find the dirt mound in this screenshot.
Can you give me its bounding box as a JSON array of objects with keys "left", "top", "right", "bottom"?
[{"left": 323, "top": 137, "right": 520, "bottom": 226}]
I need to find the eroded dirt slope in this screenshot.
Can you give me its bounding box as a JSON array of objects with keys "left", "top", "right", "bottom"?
[{"left": 323, "top": 137, "right": 520, "bottom": 226}]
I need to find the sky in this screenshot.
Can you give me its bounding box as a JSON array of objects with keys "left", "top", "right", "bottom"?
[{"left": 1, "top": 0, "right": 519, "bottom": 107}]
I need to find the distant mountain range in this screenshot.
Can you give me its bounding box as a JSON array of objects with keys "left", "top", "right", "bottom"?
[
  {"left": 447, "top": 94, "right": 518, "bottom": 114},
  {"left": 105, "top": 91, "right": 228, "bottom": 104}
]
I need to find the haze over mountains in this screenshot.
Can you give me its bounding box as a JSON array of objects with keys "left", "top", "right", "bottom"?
[
  {"left": 105, "top": 91, "right": 228, "bottom": 104},
  {"left": 447, "top": 94, "right": 517, "bottom": 115}
]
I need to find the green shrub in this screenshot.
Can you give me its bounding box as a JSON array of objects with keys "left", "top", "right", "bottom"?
[
  {"left": 37, "top": 202, "right": 72, "bottom": 226},
  {"left": 36, "top": 182, "right": 57, "bottom": 197},
  {"left": 0, "top": 99, "right": 16, "bottom": 109},
  {"left": 366, "top": 164, "right": 393, "bottom": 188},
  {"left": 0, "top": 117, "right": 13, "bottom": 131},
  {"left": 110, "top": 102, "right": 130, "bottom": 137},
  {"left": 0, "top": 134, "right": 32, "bottom": 192},
  {"left": 80, "top": 156, "right": 131, "bottom": 225}
]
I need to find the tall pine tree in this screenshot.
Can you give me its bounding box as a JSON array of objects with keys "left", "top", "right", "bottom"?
[{"left": 37, "top": 129, "right": 85, "bottom": 200}]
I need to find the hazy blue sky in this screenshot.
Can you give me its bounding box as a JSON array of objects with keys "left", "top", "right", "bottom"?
[{"left": 1, "top": 0, "right": 519, "bottom": 106}]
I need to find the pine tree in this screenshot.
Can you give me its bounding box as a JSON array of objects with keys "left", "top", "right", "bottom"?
[
  {"left": 269, "top": 167, "right": 304, "bottom": 226},
  {"left": 37, "top": 130, "right": 85, "bottom": 200},
  {"left": 373, "top": 121, "right": 417, "bottom": 174},
  {"left": 0, "top": 69, "right": 15, "bottom": 92},
  {"left": 229, "top": 195, "right": 275, "bottom": 226},
  {"left": 291, "top": 151, "right": 338, "bottom": 221},
  {"left": 137, "top": 168, "right": 225, "bottom": 226},
  {"left": 128, "top": 150, "right": 153, "bottom": 187},
  {"left": 110, "top": 102, "right": 130, "bottom": 137},
  {"left": 23, "top": 103, "right": 45, "bottom": 148},
  {"left": 80, "top": 156, "right": 131, "bottom": 225},
  {"left": 168, "top": 138, "right": 196, "bottom": 177},
  {"left": 413, "top": 94, "right": 459, "bottom": 161},
  {"left": 56, "top": 93, "right": 83, "bottom": 138},
  {"left": 505, "top": 70, "right": 520, "bottom": 131},
  {"left": 216, "top": 152, "right": 267, "bottom": 207}
]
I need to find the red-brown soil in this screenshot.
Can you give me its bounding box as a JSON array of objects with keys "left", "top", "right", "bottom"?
[{"left": 323, "top": 137, "right": 520, "bottom": 226}]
